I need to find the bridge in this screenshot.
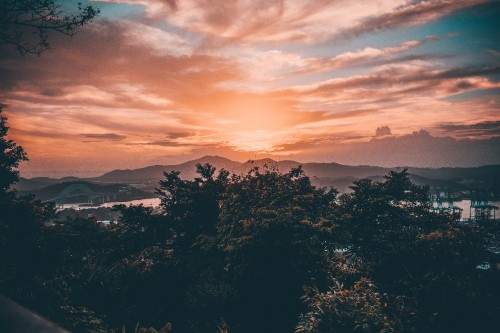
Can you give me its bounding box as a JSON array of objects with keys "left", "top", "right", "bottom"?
[{"left": 47, "top": 183, "right": 117, "bottom": 205}]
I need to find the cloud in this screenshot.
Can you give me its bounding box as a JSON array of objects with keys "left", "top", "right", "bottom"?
[
  {"left": 0, "top": 20, "right": 246, "bottom": 136},
  {"left": 235, "top": 49, "right": 309, "bottom": 82},
  {"left": 122, "top": 20, "right": 194, "bottom": 56},
  {"left": 140, "top": 140, "right": 191, "bottom": 147},
  {"left": 136, "top": 139, "right": 220, "bottom": 148},
  {"left": 375, "top": 126, "right": 392, "bottom": 137},
  {"left": 436, "top": 65, "right": 500, "bottom": 79},
  {"left": 285, "top": 64, "right": 500, "bottom": 104},
  {"left": 487, "top": 49, "right": 500, "bottom": 58},
  {"left": 92, "top": 1, "right": 361, "bottom": 46},
  {"left": 436, "top": 121, "right": 500, "bottom": 138},
  {"left": 99, "top": 0, "right": 486, "bottom": 46},
  {"left": 80, "top": 133, "right": 127, "bottom": 140},
  {"left": 166, "top": 132, "right": 195, "bottom": 139},
  {"left": 273, "top": 131, "right": 500, "bottom": 168},
  {"left": 8, "top": 128, "right": 72, "bottom": 139},
  {"left": 3, "top": 24, "right": 498, "bottom": 162},
  {"left": 0, "top": 20, "right": 242, "bottom": 97},
  {"left": 3, "top": 1, "right": 499, "bottom": 177},
  {"left": 228, "top": 37, "right": 448, "bottom": 86},
  {"left": 340, "top": 0, "right": 487, "bottom": 39},
  {"left": 295, "top": 36, "right": 442, "bottom": 75}
]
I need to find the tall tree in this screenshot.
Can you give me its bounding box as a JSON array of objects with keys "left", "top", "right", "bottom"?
[
  {"left": 298, "top": 170, "right": 495, "bottom": 333},
  {"left": 0, "top": 108, "right": 55, "bottom": 297},
  {"left": 216, "top": 165, "right": 339, "bottom": 333},
  {"left": 0, "top": 106, "right": 27, "bottom": 193}
]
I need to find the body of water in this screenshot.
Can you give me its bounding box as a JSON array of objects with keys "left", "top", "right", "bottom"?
[
  {"left": 60, "top": 198, "right": 161, "bottom": 210},
  {"left": 435, "top": 200, "right": 500, "bottom": 219},
  {"left": 60, "top": 198, "right": 499, "bottom": 219}
]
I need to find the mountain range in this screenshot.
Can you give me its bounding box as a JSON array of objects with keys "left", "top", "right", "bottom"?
[{"left": 16, "top": 156, "right": 500, "bottom": 198}]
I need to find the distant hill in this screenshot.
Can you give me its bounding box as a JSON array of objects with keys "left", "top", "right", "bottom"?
[
  {"left": 95, "top": 157, "right": 391, "bottom": 184},
  {"left": 18, "top": 181, "right": 156, "bottom": 203},
  {"left": 15, "top": 176, "right": 81, "bottom": 191},
  {"left": 16, "top": 156, "right": 500, "bottom": 198},
  {"left": 97, "top": 156, "right": 241, "bottom": 184}
]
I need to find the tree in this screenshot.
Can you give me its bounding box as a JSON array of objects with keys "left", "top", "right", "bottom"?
[
  {"left": 216, "top": 165, "right": 339, "bottom": 333},
  {"left": 0, "top": 108, "right": 57, "bottom": 312},
  {"left": 299, "top": 170, "right": 495, "bottom": 333},
  {"left": 154, "top": 164, "right": 233, "bottom": 333},
  {"left": 0, "top": 106, "right": 27, "bottom": 193},
  {"left": 296, "top": 278, "right": 401, "bottom": 333},
  {"left": 152, "top": 163, "right": 340, "bottom": 333},
  {"left": 156, "top": 163, "right": 229, "bottom": 255},
  {"left": 0, "top": 0, "right": 99, "bottom": 55},
  {"left": 338, "top": 169, "right": 446, "bottom": 269},
  {"left": 0, "top": 106, "right": 54, "bottom": 251}
]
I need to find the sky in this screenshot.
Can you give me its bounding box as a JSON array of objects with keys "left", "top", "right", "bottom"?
[{"left": 1, "top": 0, "right": 499, "bottom": 177}]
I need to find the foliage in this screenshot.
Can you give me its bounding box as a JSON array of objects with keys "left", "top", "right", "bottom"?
[
  {"left": 215, "top": 165, "right": 339, "bottom": 332},
  {"left": 338, "top": 170, "right": 445, "bottom": 268},
  {"left": 155, "top": 163, "right": 228, "bottom": 255},
  {"left": 0, "top": 0, "right": 99, "bottom": 55},
  {"left": 0, "top": 111, "right": 498, "bottom": 332},
  {"left": 0, "top": 108, "right": 55, "bottom": 284},
  {"left": 298, "top": 170, "right": 496, "bottom": 333},
  {"left": 0, "top": 107, "right": 27, "bottom": 192},
  {"left": 296, "top": 278, "right": 400, "bottom": 333}
]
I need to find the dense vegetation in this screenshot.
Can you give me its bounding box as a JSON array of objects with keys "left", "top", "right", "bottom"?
[{"left": 0, "top": 108, "right": 498, "bottom": 332}]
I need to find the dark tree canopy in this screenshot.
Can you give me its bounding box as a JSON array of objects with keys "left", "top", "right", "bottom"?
[
  {"left": 0, "top": 107, "right": 27, "bottom": 192},
  {"left": 0, "top": 0, "right": 99, "bottom": 55},
  {"left": 0, "top": 112, "right": 498, "bottom": 333}
]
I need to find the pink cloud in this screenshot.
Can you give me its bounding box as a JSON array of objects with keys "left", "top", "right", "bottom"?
[
  {"left": 1, "top": 1, "right": 498, "bottom": 176},
  {"left": 100, "top": 0, "right": 486, "bottom": 46}
]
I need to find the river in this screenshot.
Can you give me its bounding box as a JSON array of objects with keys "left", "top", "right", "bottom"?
[
  {"left": 435, "top": 200, "right": 500, "bottom": 219},
  {"left": 60, "top": 198, "right": 161, "bottom": 210},
  {"left": 60, "top": 198, "right": 499, "bottom": 219}
]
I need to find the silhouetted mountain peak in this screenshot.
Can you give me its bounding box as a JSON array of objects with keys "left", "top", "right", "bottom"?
[
  {"left": 245, "top": 158, "right": 277, "bottom": 165},
  {"left": 184, "top": 155, "right": 235, "bottom": 165},
  {"left": 16, "top": 156, "right": 500, "bottom": 196}
]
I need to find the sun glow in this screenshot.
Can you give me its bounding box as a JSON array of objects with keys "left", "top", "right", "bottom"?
[
  {"left": 188, "top": 93, "right": 306, "bottom": 152},
  {"left": 226, "top": 130, "right": 286, "bottom": 152},
  {"left": 2, "top": 0, "right": 499, "bottom": 177}
]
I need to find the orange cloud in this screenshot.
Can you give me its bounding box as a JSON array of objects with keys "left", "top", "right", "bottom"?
[
  {"left": 100, "top": 0, "right": 486, "bottom": 46},
  {"left": 1, "top": 1, "right": 499, "bottom": 177}
]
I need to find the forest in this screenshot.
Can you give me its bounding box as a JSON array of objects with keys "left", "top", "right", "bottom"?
[{"left": 0, "top": 109, "right": 499, "bottom": 333}]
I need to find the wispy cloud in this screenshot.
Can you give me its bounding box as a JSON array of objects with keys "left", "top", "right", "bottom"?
[
  {"left": 2, "top": 0, "right": 498, "bottom": 176},
  {"left": 338, "top": 0, "right": 487, "bottom": 39},
  {"left": 436, "top": 121, "right": 500, "bottom": 138},
  {"left": 100, "top": 0, "right": 486, "bottom": 46},
  {"left": 285, "top": 64, "right": 500, "bottom": 103},
  {"left": 166, "top": 132, "right": 196, "bottom": 139},
  {"left": 80, "top": 133, "right": 127, "bottom": 140},
  {"left": 122, "top": 20, "right": 194, "bottom": 56},
  {"left": 294, "top": 36, "right": 445, "bottom": 75}
]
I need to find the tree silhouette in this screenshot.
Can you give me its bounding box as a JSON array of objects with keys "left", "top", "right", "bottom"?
[
  {"left": 0, "top": 113, "right": 497, "bottom": 332},
  {"left": 0, "top": 108, "right": 56, "bottom": 316},
  {"left": 213, "top": 165, "right": 338, "bottom": 333},
  {"left": 297, "top": 170, "right": 495, "bottom": 333},
  {"left": 0, "top": 106, "right": 27, "bottom": 192},
  {"left": 0, "top": 0, "right": 99, "bottom": 55}
]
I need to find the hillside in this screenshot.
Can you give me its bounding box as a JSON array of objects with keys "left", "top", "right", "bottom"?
[
  {"left": 16, "top": 156, "right": 500, "bottom": 198},
  {"left": 18, "top": 181, "right": 156, "bottom": 203}
]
